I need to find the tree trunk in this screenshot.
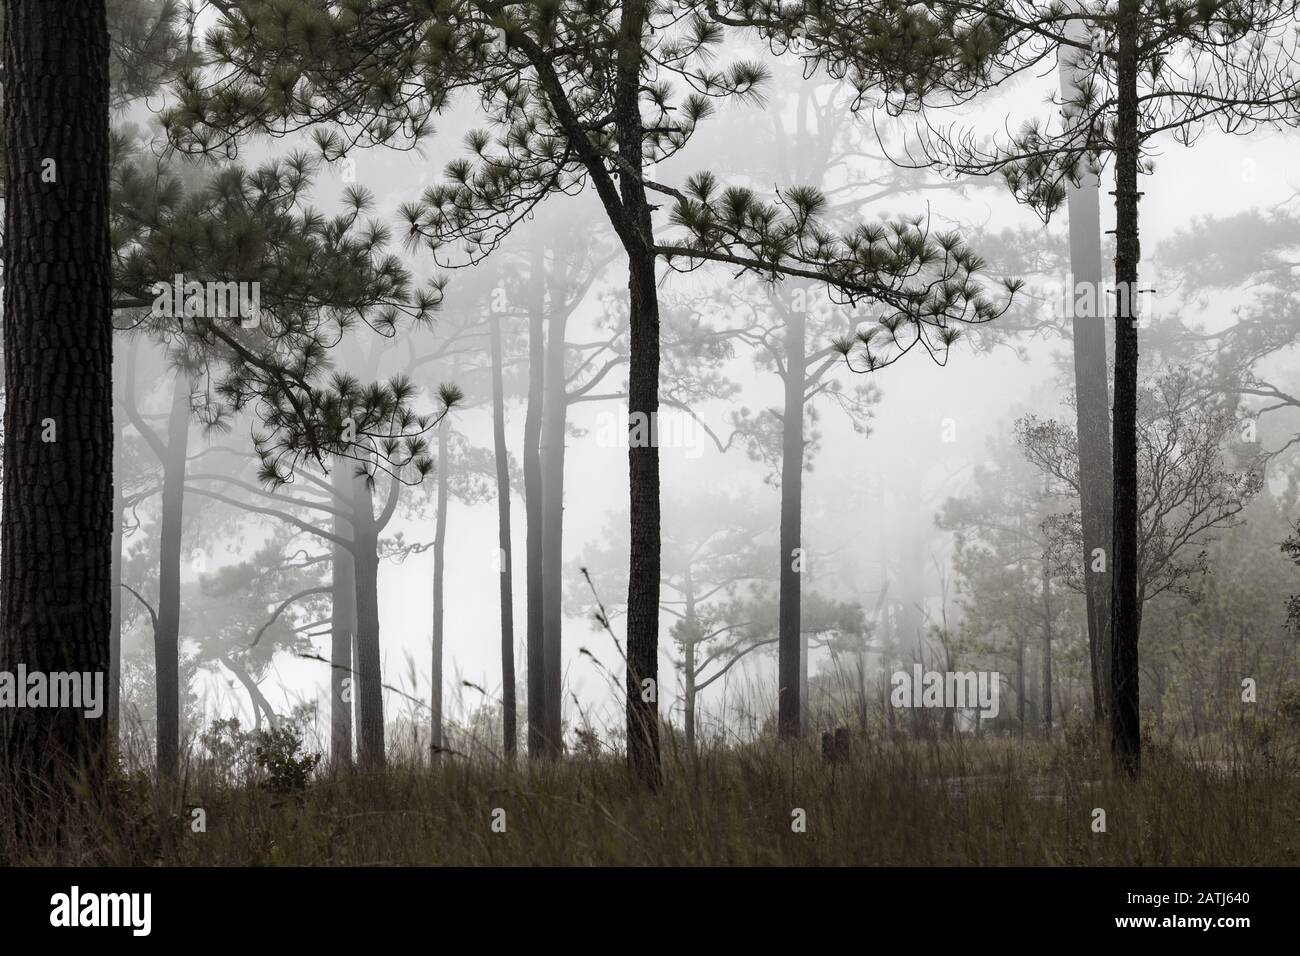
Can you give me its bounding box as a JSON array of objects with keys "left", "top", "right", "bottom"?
[
  {"left": 625, "top": 246, "right": 662, "bottom": 787},
  {"left": 350, "top": 475, "right": 385, "bottom": 770},
  {"left": 109, "top": 411, "right": 124, "bottom": 733},
  {"left": 154, "top": 373, "right": 190, "bottom": 780},
  {"left": 778, "top": 304, "right": 806, "bottom": 739},
  {"left": 1059, "top": 15, "right": 1114, "bottom": 727},
  {"left": 221, "top": 656, "right": 277, "bottom": 732},
  {"left": 0, "top": 0, "right": 113, "bottom": 816},
  {"left": 595, "top": 0, "right": 660, "bottom": 787},
  {"left": 941, "top": 636, "right": 956, "bottom": 736},
  {"left": 523, "top": 246, "right": 547, "bottom": 758},
  {"left": 489, "top": 313, "right": 517, "bottom": 760},
  {"left": 330, "top": 460, "right": 355, "bottom": 766},
  {"left": 683, "top": 569, "right": 697, "bottom": 752},
  {"left": 684, "top": 671, "right": 697, "bottom": 752},
  {"left": 540, "top": 302, "right": 568, "bottom": 755},
  {"left": 899, "top": 539, "right": 927, "bottom": 738},
  {"left": 1190, "top": 674, "right": 1203, "bottom": 738},
  {"left": 1153, "top": 662, "right": 1165, "bottom": 736},
  {"left": 881, "top": 612, "right": 897, "bottom": 739},
  {"left": 1110, "top": 0, "right": 1143, "bottom": 776},
  {"left": 856, "top": 644, "right": 868, "bottom": 733},
  {"left": 1016, "top": 633, "right": 1026, "bottom": 739},
  {"left": 431, "top": 421, "right": 449, "bottom": 755},
  {"left": 1041, "top": 565, "right": 1054, "bottom": 736}
]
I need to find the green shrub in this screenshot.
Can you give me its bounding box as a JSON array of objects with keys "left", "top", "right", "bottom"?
[
  {"left": 252, "top": 726, "right": 322, "bottom": 794},
  {"left": 198, "top": 718, "right": 321, "bottom": 794}
]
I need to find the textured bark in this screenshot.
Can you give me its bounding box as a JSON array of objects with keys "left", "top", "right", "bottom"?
[
  {"left": 1110, "top": 0, "right": 1143, "bottom": 775},
  {"left": 777, "top": 306, "right": 806, "bottom": 739},
  {"left": 350, "top": 475, "right": 385, "bottom": 770},
  {"left": 540, "top": 303, "right": 568, "bottom": 754},
  {"left": 522, "top": 246, "right": 547, "bottom": 758},
  {"left": 624, "top": 245, "right": 662, "bottom": 787},
  {"left": 330, "top": 461, "right": 355, "bottom": 766},
  {"left": 618, "top": 0, "right": 662, "bottom": 789},
  {"left": 430, "top": 421, "right": 449, "bottom": 754},
  {"left": 489, "top": 315, "right": 517, "bottom": 759},
  {"left": 1058, "top": 16, "right": 1114, "bottom": 726},
  {"left": 0, "top": 0, "right": 114, "bottom": 811},
  {"left": 154, "top": 374, "right": 191, "bottom": 779}
]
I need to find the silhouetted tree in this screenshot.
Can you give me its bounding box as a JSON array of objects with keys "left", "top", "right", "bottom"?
[
  {"left": 167, "top": 0, "right": 1014, "bottom": 786},
  {"left": 735, "top": 0, "right": 1300, "bottom": 771},
  {"left": 1018, "top": 368, "right": 1263, "bottom": 628}
]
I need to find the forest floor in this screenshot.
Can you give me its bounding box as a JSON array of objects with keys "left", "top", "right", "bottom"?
[{"left": 16, "top": 726, "right": 1300, "bottom": 865}]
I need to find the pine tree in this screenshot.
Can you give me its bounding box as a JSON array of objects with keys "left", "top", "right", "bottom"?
[
  {"left": 165, "top": 0, "right": 1012, "bottom": 784},
  {"left": 735, "top": 0, "right": 1300, "bottom": 771}
]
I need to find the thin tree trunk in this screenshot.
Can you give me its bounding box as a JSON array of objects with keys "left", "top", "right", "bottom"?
[
  {"left": 1153, "top": 662, "right": 1165, "bottom": 735},
  {"left": 1110, "top": 0, "right": 1143, "bottom": 776},
  {"left": 584, "top": 0, "right": 659, "bottom": 786},
  {"left": 221, "top": 656, "right": 277, "bottom": 732},
  {"left": 1041, "top": 565, "right": 1054, "bottom": 736},
  {"left": 109, "top": 411, "right": 124, "bottom": 733},
  {"left": 616, "top": 1, "right": 664, "bottom": 781},
  {"left": 431, "top": 421, "right": 449, "bottom": 754},
  {"left": 941, "top": 638, "right": 956, "bottom": 736},
  {"left": 154, "top": 373, "right": 190, "bottom": 780},
  {"left": 683, "top": 568, "right": 697, "bottom": 752},
  {"left": 1016, "top": 633, "right": 1026, "bottom": 739},
  {"left": 540, "top": 303, "right": 568, "bottom": 755},
  {"left": 856, "top": 645, "right": 868, "bottom": 734},
  {"left": 489, "top": 314, "right": 517, "bottom": 759},
  {"left": 1059, "top": 15, "right": 1114, "bottom": 727},
  {"left": 0, "top": 0, "right": 113, "bottom": 815},
  {"left": 624, "top": 242, "right": 662, "bottom": 787},
  {"left": 684, "top": 671, "right": 697, "bottom": 752},
  {"left": 351, "top": 475, "right": 385, "bottom": 770},
  {"left": 778, "top": 304, "right": 806, "bottom": 739},
  {"left": 881, "top": 638, "right": 896, "bottom": 740},
  {"left": 899, "top": 528, "right": 926, "bottom": 738},
  {"left": 523, "top": 246, "right": 547, "bottom": 758},
  {"left": 517, "top": 0, "right": 660, "bottom": 783},
  {"left": 330, "top": 460, "right": 355, "bottom": 766},
  {"left": 1191, "top": 673, "right": 1203, "bottom": 738}
]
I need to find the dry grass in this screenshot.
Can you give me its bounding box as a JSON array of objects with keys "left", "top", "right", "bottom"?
[{"left": 6, "top": 722, "right": 1300, "bottom": 866}]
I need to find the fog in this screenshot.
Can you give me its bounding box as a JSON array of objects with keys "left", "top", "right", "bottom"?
[{"left": 102, "top": 37, "right": 1300, "bottom": 760}]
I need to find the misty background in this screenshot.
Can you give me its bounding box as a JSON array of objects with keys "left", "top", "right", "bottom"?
[{"left": 111, "top": 23, "right": 1300, "bottom": 759}]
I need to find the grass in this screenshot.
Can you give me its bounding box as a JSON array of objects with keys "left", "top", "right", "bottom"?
[{"left": 8, "top": 722, "right": 1300, "bottom": 865}]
